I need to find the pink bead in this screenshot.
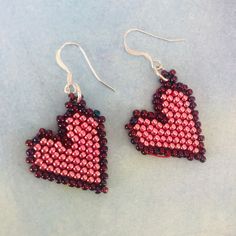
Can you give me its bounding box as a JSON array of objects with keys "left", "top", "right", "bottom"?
[
  {"left": 165, "top": 130, "right": 171, "bottom": 136},
  {"left": 34, "top": 144, "right": 41, "bottom": 151},
  {"left": 65, "top": 149, "right": 73, "bottom": 155},
  {"left": 188, "top": 145, "right": 194, "bottom": 151},
  {"left": 173, "top": 137, "right": 180, "bottom": 143},
  {"left": 86, "top": 161, "right": 93, "bottom": 169},
  {"left": 81, "top": 175, "right": 88, "bottom": 181},
  {"left": 58, "top": 147, "right": 66, "bottom": 154},
  {"left": 54, "top": 141, "right": 62, "bottom": 148},
  {"left": 40, "top": 163, "right": 47, "bottom": 170},
  {"left": 173, "top": 106, "right": 179, "bottom": 113},
  {"left": 65, "top": 156, "right": 73, "bottom": 163},
  {"left": 73, "top": 113, "right": 80, "bottom": 119},
  {"left": 92, "top": 136, "right": 99, "bottom": 143},
  {"left": 187, "top": 114, "right": 193, "bottom": 120},
  {"left": 40, "top": 138, "right": 47, "bottom": 145},
  {"left": 157, "top": 122, "right": 163, "bottom": 129},
  {"left": 41, "top": 146, "right": 49, "bottom": 154},
  {"left": 185, "top": 132, "right": 192, "bottom": 139},
  {"left": 93, "top": 171, "right": 100, "bottom": 178},
  {"left": 173, "top": 90, "right": 179, "bottom": 96},
  {"left": 78, "top": 130, "right": 86, "bottom": 138},
  {"left": 193, "top": 140, "right": 199, "bottom": 147},
  {"left": 138, "top": 117, "right": 144, "bottom": 124},
  {"left": 85, "top": 133, "right": 92, "bottom": 140},
  {"left": 79, "top": 145, "right": 86, "bottom": 152},
  {"left": 163, "top": 124, "right": 170, "bottom": 130},
  {"left": 174, "top": 112, "right": 181, "bottom": 119},
  {"left": 147, "top": 134, "right": 153, "bottom": 141},
  {"left": 47, "top": 145, "right": 55, "bottom": 155},
  {"left": 193, "top": 148, "right": 199, "bottom": 153},
  {"left": 177, "top": 101, "right": 183, "bottom": 108},
  {"left": 152, "top": 128, "right": 158, "bottom": 135},
  {"left": 53, "top": 160, "right": 60, "bottom": 167},
  {"left": 161, "top": 94, "right": 167, "bottom": 100},
  {"left": 71, "top": 143, "right": 79, "bottom": 150},
  {"left": 168, "top": 103, "right": 175, "bottom": 109},
  {"left": 186, "top": 139, "right": 192, "bottom": 146},
  {"left": 87, "top": 169, "right": 95, "bottom": 176},
  {"left": 93, "top": 150, "right": 100, "bottom": 156},
  {"left": 60, "top": 162, "right": 67, "bottom": 169},
  {"left": 85, "top": 126, "right": 92, "bottom": 132},
  {"left": 75, "top": 173, "right": 81, "bottom": 179},
  {"left": 133, "top": 124, "right": 140, "bottom": 130},
  {"left": 47, "top": 165, "right": 54, "bottom": 172},
  {"left": 92, "top": 121, "right": 98, "bottom": 128},
  {"left": 68, "top": 171, "right": 75, "bottom": 178},
  {"left": 180, "top": 138, "right": 186, "bottom": 144},
  {"left": 66, "top": 125, "right": 74, "bottom": 131},
  {"left": 151, "top": 119, "right": 158, "bottom": 126},
  {"left": 71, "top": 135, "right": 79, "bottom": 142},
  {"left": 157, "top": 142, "right": 162, "bottom": 147},
  {"left": 92, "top": 157, "right": 100, "bottom": 163},
  {"left": 140, "top": 138, "right": 145, "bottom": 143},
  {"left": 81, "top": 122, "right": 88, "bottom": 129},
  {"left": 54, "top": 168, "right": 61, "bottom": 175},
  {"left": 34, "top": 152, "right": 41, "bottom": 158},
  {"left": 87, "top": 117, "right": 95, "bottom": 124},
  {"left": 176, "top": 143, "right": 181, "bottom": 149},
  {"left": 167, "top": 95, "right": 173, "bottom": 102},
  {"left": 183, "top": 120, "right": 189, "bottom": 126},
  {"left": 143, "top": 131, "right": 149, "bottom": 138},
  {"left": 179, "top": 107, "right": 185, "bottom": 113},
  {"left": 46, "top": 158, "right": 53, "bottom": 165},
  {"left": 172, "top": 131, "right": 178, "bottom": 137},
  {"left": 67, "top": 131, "right": 75, "bottom": 138},
  {"left": 93, "top": 143, "right": 100, "bottom": 149},
  {"left": 166, "top": 89, "right": 172, "bottom": 95},
  {"left": 67, "top": 163, "right": 74, "bottom": 171},
  {"left": 182, "top": 95, "right": 188, "bottom": 101},
  {"left": 163, "top": 101, "right": 169, "bottom": 107},
  {"left": 178, "top": 92, "right": 183, "bottom": 98},
  {"left": 163, "top": 142, "right": 169, "bottom": 148},
  {"left": 153, "top": 135, "right": 160, "bottom": 142},
  {"left": 88, "top": 176, "right": 94, "bottom": 183},
  {"left": 61, "top": 169, "right": 68, "bottom": 176},
  {"left": 94, "top": 178, "right": 101, "bottom": 184},
  {"left": 74, "top": 165, "right": 81, "bottom": 172},
  {"left": 185, "top": 126, "right": 190, "bottom": 133},
  {"left": 176, "top": 125, "right": 183, "bottom": 131},
  {"left": 86, "top": 154, "right": 93, "bottom": 161},
  {"left": 192, "top": 134, "right": 198, "bottom": 140},
  {"left": 174, "top": 97, "right": 180, "bottom": 103},
  {"left": 150, "top": 141, "right": 155, "bottom": 146},
  {"left": 170, "top": 124, "right": 176, "bottom": 131},
  {"left": 170, "top": 143, "right": 175, "bottom": 149},
  {"left": 42, "top": 153, "right": 49, "bottom": 160},
  {"left": 176, "top": 119, "right": 182, "bottom": 125},
  {"left": 78, "top": 139, "right": 86, "bottom": 145},
  {"left": 86, "top": 147, "right": 93, "bottom": 154},
  {"left": 93, "top": 164, "right": 100, "bottom": 171},
  {"left": 79, "top": 115, "right": 87, "bottom": 122},
  {"left": 189, "top": 121, "right": 195, "bottom": 128},
  {"left": 169, "top": 118, "right": 175, "bottom": 124},
  {"left": 140, "top": 125, "right": 146, "bottom": 132},
  {"left": 186, "top": 108, "right": 191, "bottom": 114},
  {"left": 167, "top": 136, "right": 173, "bottom": 143},
  {"left": 35, "top": 158, "right": 43, "bottom": 166},
  {"left": 184, "top": 101, "right": 190, "bottom": 107},
  {"left": 190, "top": 127, "right": 197, "bottom": 134},
  {"left": 80, "top": 159, "right": 87, "bottom": 167},
  {"left": 58, "top": 153, "right": 67, "bottom": 162},
  {"left": 73, "top": 158, "right": 80, "bottom": 165},
  {"left": 66, "top": 117, "right": 74, "bottom": 124},
  {"left": 182, "top": 144, "right": 187, "bottom": 150},
  {"left": 52, "top": 152, "right": 59, "bottom": 159},
  {"left": 162, "top": 108, "right": 168, "bottom": 114},
  {"left": 181, "top": 113, "right": 187, "bottom": 119},
  {"left": 136, "top": 131, "right": 142, "bottom": 137},
  {"left": 159, "top": 129, "right": 165, "bottom": 135},
  {"left": 161, "top": 136, "right": 166, "bottom": 142},
  {"left": 80, "top": 167, "right": 88, "bottom": 175},
  {"left": 85, "top": 140, "right": 93, "bottom": 147},
  {"left": 178, "top": 131, "right": 185, "bottom": 138},
  {"left": 79, "top": 152, "right": 86, "bottom": 159},
  {"left": 91, "top": 129, "right": 97, "bottom": 135},
  {"left": 144, "top": 119, "right": 150, "bottom": 125},
  {"left": 74, "top": 126, "right": 82, "bottom": 134}
]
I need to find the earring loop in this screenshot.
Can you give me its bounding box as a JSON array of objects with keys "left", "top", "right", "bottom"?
[
  {"left": 56, "top": 41, "right": 115, "bottom": 101},
  {"left": 124, "top": 28, "right": 185, "bottom": 81}
]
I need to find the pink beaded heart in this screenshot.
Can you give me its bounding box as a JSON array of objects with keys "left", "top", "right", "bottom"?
[
  {"left": 125, "top": 70, "right": 206, "bottom": 162},
  {"left": 25, "top": 94, "right": 108, "bottom": 193}
]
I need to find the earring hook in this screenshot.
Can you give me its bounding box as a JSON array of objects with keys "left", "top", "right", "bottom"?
[
  {"left": 124, "top": 28, "right": 185, "bottom": 81},
  {"left": 56, "top": 41, "right": 115, "bottom": 101}
]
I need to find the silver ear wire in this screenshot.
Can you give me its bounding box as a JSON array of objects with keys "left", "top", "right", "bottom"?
[
  {"left": 56, "top": 41, "right": 115, "bottom": 101},
  {"left": 124, "top": 28, "right": 185, "bottom": 81}
]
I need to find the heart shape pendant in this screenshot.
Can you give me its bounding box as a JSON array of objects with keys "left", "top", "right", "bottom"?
[
  {"left": 25, "top": 94, "right": 108, "bottom": 193},
  {"left": 125, "top": 70, "right": 206, "bottom": 162}
]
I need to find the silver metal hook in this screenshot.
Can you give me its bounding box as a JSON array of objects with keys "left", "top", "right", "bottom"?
[
  {"left": 56, "top": 41, "right": 115, "bottom": 100},
  {"left": 124, "top": 28, "right": 185, "bottom": 81}
]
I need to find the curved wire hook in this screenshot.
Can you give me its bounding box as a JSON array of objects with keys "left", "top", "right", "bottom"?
[
  {"left": 124, "top": 28, "right": 185, "bottom": 81},
  {"left": 56, "top": 41, "right": 115, "bottom": 100}
]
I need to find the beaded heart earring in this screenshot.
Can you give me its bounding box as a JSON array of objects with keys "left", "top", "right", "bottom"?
[
  {"left": 124, "top": 29, "right": 206, "bottom": 162},
  {"left": 25, "top": 42, "right": 115, "bottom": 193}
]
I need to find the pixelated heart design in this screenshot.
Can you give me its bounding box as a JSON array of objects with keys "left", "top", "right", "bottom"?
[
  {"left": 125, "top": 70, "right": 206, "bottom": 162},
  {"left": 25, "top": 94, "right": 108, "bottom": 193}
]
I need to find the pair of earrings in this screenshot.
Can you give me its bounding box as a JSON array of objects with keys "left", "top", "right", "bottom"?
[{"left": 25, "top": 29, "right": 206, "bottom": 194}]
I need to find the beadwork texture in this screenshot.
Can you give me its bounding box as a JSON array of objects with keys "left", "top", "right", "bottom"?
[
  {"left": 125, "top": 70, "right": 206, "bottom": 162},
  {"left": 25, "top": 94, "right": 108, "bottom": 193}
]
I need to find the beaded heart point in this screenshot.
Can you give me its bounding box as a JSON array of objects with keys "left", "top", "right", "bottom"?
[
  {"left": 125, "top": 70, "right": 206, "bottom": 162},
  {"left": 25, "top": 94, "right": 108, "bottom": 193}
]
